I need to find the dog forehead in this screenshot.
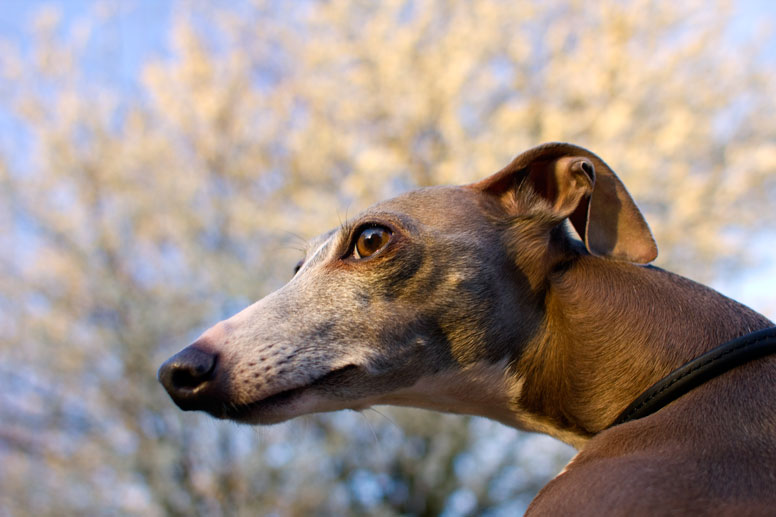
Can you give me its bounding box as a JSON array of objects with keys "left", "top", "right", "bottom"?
[
  {"left": 367, "top": 185, "right": 485, "bottom": 228},
  {"left": 304, "top": 185, "right": 488, "bottom": 254}
]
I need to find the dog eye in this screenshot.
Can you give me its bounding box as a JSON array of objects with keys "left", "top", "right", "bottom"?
[
  {"left": 354, "top": 226, "right": 391, "bottom": 259},
  {"left": 293, "top": 259, "right": 304, "bottom": 275}
]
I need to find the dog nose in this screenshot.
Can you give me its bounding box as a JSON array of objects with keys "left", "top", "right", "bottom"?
[{"left": 158, "top": 346, "right": 219, "bottom": 411}]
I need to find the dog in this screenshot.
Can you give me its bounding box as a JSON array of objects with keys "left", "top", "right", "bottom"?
[{"left": 159, "top": 142, "right": 776, "bottom": 515}]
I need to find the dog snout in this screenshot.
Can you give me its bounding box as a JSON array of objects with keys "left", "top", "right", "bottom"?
[{"left": 158, "top": 344, "right": 222, "bottom": 413}]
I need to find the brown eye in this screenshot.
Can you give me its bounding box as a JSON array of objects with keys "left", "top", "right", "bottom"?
[{"left": 354, "top": 226, "right": 391, "bottom": 259}]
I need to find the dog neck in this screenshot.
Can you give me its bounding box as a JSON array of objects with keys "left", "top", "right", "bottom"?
[{"left": 512, "top": 254, "right": 774, "bottom": 447}]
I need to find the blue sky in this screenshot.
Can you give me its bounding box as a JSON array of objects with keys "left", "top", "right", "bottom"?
[{"left": 0, "top": 1, "right": 172, "bottom": 87}]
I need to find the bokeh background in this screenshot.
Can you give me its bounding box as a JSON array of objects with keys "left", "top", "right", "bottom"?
[{"left": 1, "top": 1, "right": 775, "bottom": 515}]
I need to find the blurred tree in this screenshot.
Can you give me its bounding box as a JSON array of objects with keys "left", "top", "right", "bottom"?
[{"left": 0, "top": 0, "right": 774, "bottom": 515}]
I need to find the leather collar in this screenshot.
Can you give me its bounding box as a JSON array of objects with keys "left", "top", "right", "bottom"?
[{"left": 610, "top": 326, "right": 776, "bottom": 427}]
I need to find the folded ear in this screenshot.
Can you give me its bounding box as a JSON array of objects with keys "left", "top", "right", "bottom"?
[{"left": 472, "top": 142, "right": 658, "bottom": 264}]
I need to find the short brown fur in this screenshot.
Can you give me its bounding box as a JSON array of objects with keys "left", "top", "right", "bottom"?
[{"left": 159, "top": 142, "right": 775, "bottom": 516}]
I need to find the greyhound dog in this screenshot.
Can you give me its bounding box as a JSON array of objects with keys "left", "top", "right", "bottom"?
[{"left": 159, "top": 143, "right": 776, "bottom": 515}]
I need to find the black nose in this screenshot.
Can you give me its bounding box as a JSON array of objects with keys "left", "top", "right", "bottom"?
[{"left": 158, "top": 346, "right": 219, "bottom": 411}]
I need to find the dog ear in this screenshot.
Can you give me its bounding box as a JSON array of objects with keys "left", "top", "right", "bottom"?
[{"left": 472, "top": 142, "right": 658, "bottom": 263}]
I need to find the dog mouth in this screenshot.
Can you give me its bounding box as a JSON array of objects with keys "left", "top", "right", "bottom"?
[{"left": 222, "top": 364, "right": 362, "bottom": 423}]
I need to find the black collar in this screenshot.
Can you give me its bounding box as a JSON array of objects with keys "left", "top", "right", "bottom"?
[{"left": 610, "top": 326, "right": 776, "bottom": 428}]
